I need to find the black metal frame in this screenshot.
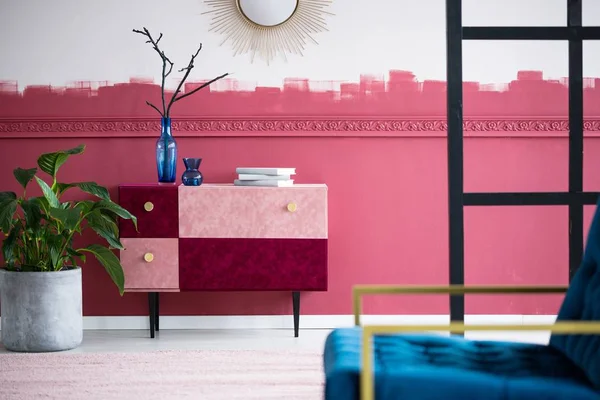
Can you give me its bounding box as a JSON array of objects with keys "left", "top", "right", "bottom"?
[{"left": 445, "top": 0, "right": 600, "bottom": 323}]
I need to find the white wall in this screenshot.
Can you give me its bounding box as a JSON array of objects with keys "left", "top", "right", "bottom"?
[{"left": 0, "top": 0, "right": 599, "bottom": 89}]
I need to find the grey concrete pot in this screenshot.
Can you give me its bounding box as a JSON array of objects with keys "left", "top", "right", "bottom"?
[{"left": 0, "top": 267, "right": 83, "bottom": 352}]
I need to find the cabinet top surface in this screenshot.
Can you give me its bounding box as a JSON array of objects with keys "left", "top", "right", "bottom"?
[{"left": 120, "top": 183, "right": 328, "bottom": 189}]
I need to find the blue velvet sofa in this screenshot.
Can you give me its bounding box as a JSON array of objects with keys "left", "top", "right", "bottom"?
[{"left": 323, "top": 202, "right": 600, "bottom": 400}]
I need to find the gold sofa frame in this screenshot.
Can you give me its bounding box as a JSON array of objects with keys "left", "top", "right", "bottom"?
[{"left": 352, "top": 284, "right": 600, "bottom": 400}]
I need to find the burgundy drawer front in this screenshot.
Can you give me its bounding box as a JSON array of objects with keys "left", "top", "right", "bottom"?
[
  {"left": 118, "top": 185, "right": 179, "bottom": 238},
  {"left": 179, "top": 238, "right": 328, "bottom": 291}
]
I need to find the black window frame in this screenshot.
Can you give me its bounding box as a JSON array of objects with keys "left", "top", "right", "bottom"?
[{"left": 445, "top": 0, "right": 600, "bottom": 323}]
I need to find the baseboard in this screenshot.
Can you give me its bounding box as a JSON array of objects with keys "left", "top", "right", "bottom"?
[{"left": 54, "top": 314, "right": 558, "bottom": 330}]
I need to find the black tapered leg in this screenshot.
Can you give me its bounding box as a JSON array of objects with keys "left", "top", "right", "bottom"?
[
  {"left": 148, "top": 292, "right": 156, "bottom": 339},
  {"left": 155, "top": 292, "right": 160, "bottom": 332},
  {"left": 292, "top": 291, "right": 300, "bottom": 337}
]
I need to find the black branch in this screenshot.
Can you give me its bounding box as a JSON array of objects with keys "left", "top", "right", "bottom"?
[
  {"left": 171, "top": 73, "right": 230, "bottom": 104},
  {"left": 145, "top": 101, "right": 163, "bottom": 117},
  {"left": 166, "top": 43, "right": 203, "bottom": 117},
  {"left": 133, "top": 27, "right": 174, "bottom": 116},
  {"left": 134, "top": 27, "right": 229, "bottom": 118}
]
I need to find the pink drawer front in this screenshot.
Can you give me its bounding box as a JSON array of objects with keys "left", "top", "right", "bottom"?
[
  {"left": 120, "top": 238, "right": 179, "bottom": 291},
  {"left": 178, "top": 184, "right": 327, "bottom": 239}
]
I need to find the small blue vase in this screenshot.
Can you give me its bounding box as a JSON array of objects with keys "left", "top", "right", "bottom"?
[
  {"left": 182, "top": 158, "right": 203, "bottom": 186},
  {"left": 156, "top": 117, "right": 177, "bottom": 184}
]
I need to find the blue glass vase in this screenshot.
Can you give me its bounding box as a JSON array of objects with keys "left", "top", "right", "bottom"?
[
  {"left": 182, "top": 158, "right": 203, "bottom": 186},
  {"left": 156, "top": 117, "right": 177, "bottom": 184}
]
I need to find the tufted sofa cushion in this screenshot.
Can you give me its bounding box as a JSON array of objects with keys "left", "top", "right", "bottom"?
[
  {"left": 550, "top": 199, "right": 600, "bottom": 389},
  {"left": 324, "top": 328, "right": 599, "bottom": 400}
]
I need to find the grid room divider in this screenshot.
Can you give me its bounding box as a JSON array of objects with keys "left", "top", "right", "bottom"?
[{"left": 445, "top": 0, "right": 600, "bottom": 324}]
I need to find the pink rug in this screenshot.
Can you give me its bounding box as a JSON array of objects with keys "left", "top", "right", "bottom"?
[{"left": 0, "top": 349, "right": 324, "bottom": 399}]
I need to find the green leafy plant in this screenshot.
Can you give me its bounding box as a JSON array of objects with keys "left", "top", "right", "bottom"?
[{"left": 0, "top": 144, "right": 136, "bottom": 295}]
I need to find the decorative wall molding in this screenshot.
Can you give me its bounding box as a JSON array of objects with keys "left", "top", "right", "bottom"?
[{"left": 1, "top": 117, "right": 600, "bottom": 138}]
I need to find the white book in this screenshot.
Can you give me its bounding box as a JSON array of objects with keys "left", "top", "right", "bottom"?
[
  {"left": 237, "top": 174, "right": 291, "bottom": 181},
  {"left": 235, "top": 167, "right": 296, "bottom": 176},
  {"left": 234, "top": 179, "right": 294, "bottom": 187}
]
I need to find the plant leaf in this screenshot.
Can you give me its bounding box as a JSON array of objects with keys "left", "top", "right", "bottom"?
[
  {"left": 21, "top": 198, "right": 43, "bottom": 232},
  {"left": 92, "top": 200, "right": 137, "bottom": 230},
  {"left": 35, "top": 176, "right": 59, "bottom": 208},
  {"left": 75, "top": 182, "right": 111, "bottom": 200},
  {"left": 2, "top": 220, "right": 21, "bottom": 267},
  {"left": 67, "top": 247, "right": 86, "bottom": 262},
  {"left": 75, "top": 200, "right": 94, "bottom": 213},
  {"left": 49, "top": 245, "right": 61, "bottom": 270},
  {"left": 49, "top": 207, "right": 81, "bottom": 231},
  {"left": 57, "top": 181, "right": 110, "bottom": 200},
  {"left": 87, "top": 213, "right": 123, "bottom": 249},
  {"left": 0, "top": 193, "right": 18, "bottom": 234},
  {"left": 30, "top": 195, "right": 49, "bottom": 212},
  {"left": 13, "top": 167, "right": 37, "bottom": 189},
  {"left": 56, "top": 182, "right": 74, "bottom": 195},
  {"left": 99, "top": 208, "right": 119, "bottom": 224},
  {"left": 79, "top": 244, "right": 125, "bottom": 295},
  {"left": 0, "top": 191, "right": 17, "bottom": 202},
  {"left": 37, "top": 144, "right": 85, "bottom": 180}
]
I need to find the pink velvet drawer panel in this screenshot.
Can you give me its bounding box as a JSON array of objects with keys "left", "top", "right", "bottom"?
[
  {"left": 178, "top": 238, "right": 328, "bottom": 291},
  {"left": 178, "top": 184, "right": 327, "bottom": 239},
  {"left": 120, "top": 238, "right": 179, "bottom": 291},
  {"left": 118, "top": 185, "right": 179, "bottom": 238}
]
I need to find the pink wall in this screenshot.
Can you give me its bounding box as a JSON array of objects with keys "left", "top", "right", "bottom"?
[
  {"left": 2, "top": 68, "right": 600, "bottom": 317},
  {"left": 2, "top": 131, "right": 600, "bottom": 316}
]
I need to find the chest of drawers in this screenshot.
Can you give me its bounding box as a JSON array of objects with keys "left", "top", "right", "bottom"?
[{"left": 118, "top": 183, "right": 328, "bottom": 337}]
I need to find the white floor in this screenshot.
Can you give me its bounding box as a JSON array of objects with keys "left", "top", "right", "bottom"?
[{"left": 0, "top": 328, "right": 552, "bottom": 354}]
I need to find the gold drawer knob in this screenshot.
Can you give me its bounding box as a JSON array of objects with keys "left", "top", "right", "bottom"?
[
  {"left": 287, "top": 202, "right": 297, "bottom": 213},
  {"left": 143, "top": 253, "right": 154, "bottom": 263},
  {"left": 144, "top": 202, "right": 154, "bottom": 212}
]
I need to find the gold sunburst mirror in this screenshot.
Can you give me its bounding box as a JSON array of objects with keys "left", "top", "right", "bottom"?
[{"left": 203, "top": 0, "right": 334, "bottom": 64}]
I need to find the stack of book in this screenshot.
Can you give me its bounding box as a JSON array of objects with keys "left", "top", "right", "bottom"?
[{"left": 234, "top": 167, "right": 296, "bottom": 187}]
